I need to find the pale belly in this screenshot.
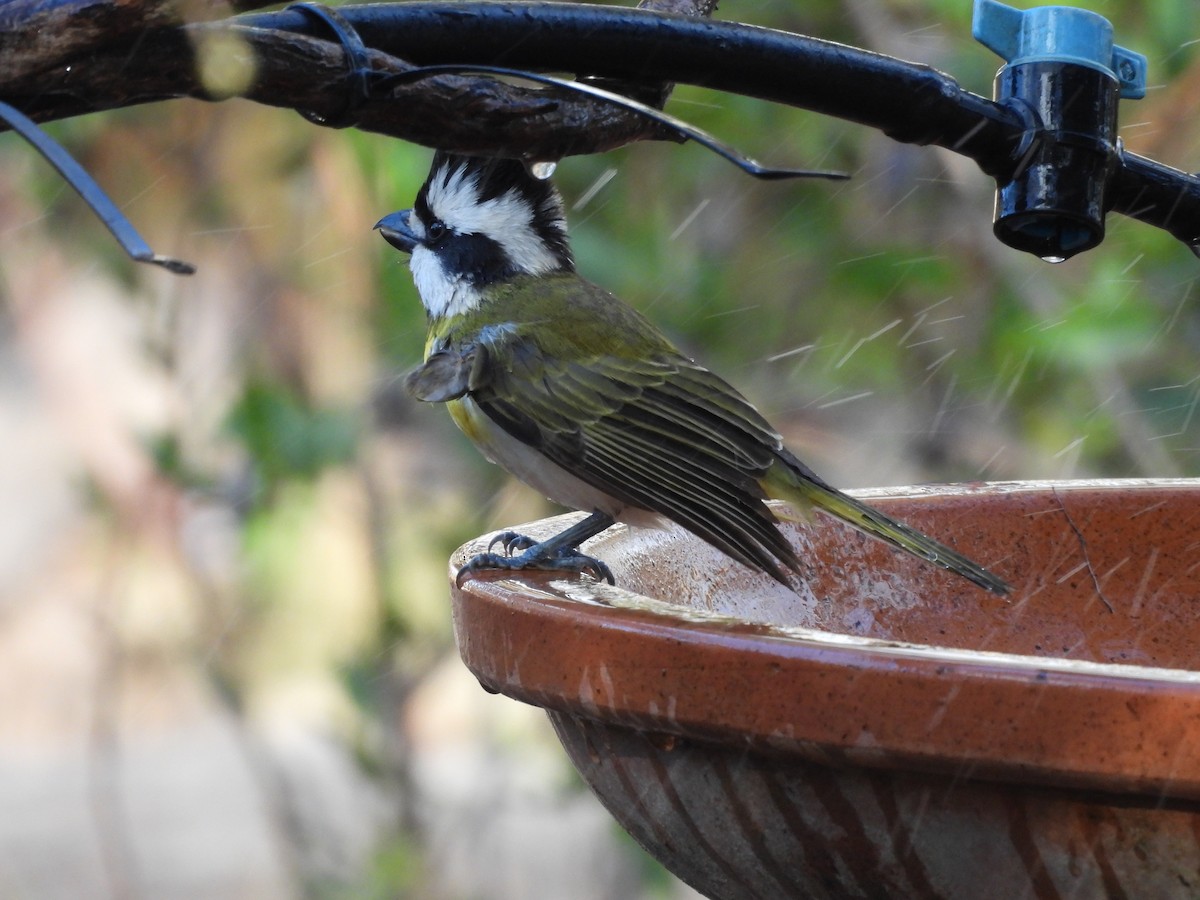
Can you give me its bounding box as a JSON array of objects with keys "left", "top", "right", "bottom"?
[{"left": 448, "top": 396, "right": 662, "bottom": 528}]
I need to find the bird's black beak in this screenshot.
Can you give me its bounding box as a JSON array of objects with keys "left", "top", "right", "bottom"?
[{"left": 374, "top": 210, "right": 418, "bottom": 254}]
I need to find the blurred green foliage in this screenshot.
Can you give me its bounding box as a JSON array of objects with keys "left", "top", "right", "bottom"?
[{"left": 227, "top": 379, "right": 359, "bottom": 503}]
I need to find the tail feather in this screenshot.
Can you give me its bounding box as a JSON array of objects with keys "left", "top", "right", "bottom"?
[{"left": 765, "top": 461, "right": 1010, "bottom": 596}]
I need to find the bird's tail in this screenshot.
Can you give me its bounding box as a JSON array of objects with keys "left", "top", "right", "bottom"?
[{"left": 764, "top": 456, "right": 1010, "bottom": 596}]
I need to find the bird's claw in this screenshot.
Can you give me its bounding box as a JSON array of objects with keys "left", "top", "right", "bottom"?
[
  {"left": 486, "top": 530, "right": 538, "bottom": 555},
  {"left": 551, "top": 551, "right": 615, "bottom": 585},
  {"left": 456, "top": 540, "right": 615, "bottom": 587}
]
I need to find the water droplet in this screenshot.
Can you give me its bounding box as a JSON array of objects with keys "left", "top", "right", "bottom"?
[
  {"left": 1189, "top": 241, "right": 1200, "bottom": 260},
  {"left": 1041, "top": 255, "right": 1066, "bottom": 265},
  {"left": 528, "top": 160, "right": 557, "bottom": 180}
]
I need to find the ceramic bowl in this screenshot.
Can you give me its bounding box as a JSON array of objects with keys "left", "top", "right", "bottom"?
[{"left": 450, "top": 480, "right": 1200, "bottom": 899}]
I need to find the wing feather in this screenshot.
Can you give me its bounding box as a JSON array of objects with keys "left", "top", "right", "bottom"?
[
  {"left": 581, "top": 438, "right": 792, "bottom": 579},
  {"left": 584, "top": 419, "right": 797, "bottom": 578},
  {"left": 467, "top": 325, "right": 800, "bottom": 580}
]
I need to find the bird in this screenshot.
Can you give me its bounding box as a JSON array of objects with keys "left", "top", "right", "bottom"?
[{"left": 376, "top": 152, "right": 1009, "bottom": 596}]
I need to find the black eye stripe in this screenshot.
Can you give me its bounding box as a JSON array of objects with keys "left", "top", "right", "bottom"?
[{"left": 436, "top": 232, "right": 518, "bottom": 286}]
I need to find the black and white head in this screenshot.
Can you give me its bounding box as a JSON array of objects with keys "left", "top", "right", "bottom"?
[{"left": 376, "top": 152, "right": 574, "bottom": 319}]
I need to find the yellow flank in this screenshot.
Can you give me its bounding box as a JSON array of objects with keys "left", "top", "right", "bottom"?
[{"left": 447, "top": 397, "right": 488, "bottom": 446}]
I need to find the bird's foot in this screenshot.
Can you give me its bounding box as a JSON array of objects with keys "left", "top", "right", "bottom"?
[{"left": 457, "top": 532, "right": 615, "bottom": 587}]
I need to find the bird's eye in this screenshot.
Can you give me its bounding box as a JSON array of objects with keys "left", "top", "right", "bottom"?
[{"left": 426, "top": 219, "right": 448, "bottom": 243}]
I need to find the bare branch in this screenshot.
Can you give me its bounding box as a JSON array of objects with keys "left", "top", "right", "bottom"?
[{"left": 0, "top": 0, "right": 714, "bottom": 160}]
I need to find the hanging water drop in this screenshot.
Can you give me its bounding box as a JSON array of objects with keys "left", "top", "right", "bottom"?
[
  {"left": 1041, "top": 255, "right": 1066, "bottom": 264},
  {"left": 529, "top": 160, "right": 557, "bottom": 180}
]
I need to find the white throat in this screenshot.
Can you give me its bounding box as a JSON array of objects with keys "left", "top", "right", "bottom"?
[{"left": 409, "top": 245, "right": 486, "bottom": 318}]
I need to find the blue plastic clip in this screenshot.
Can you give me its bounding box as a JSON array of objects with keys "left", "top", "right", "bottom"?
[{"left": 973, "top": 0, "right": 1147, "bottom": 99}]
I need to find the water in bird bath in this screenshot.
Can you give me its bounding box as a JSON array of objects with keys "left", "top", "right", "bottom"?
[{"left": 578, "top": 479, "right": 1200, "bottom": 670}]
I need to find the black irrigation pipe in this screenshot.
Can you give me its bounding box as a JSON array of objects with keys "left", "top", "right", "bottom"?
[{"left": 243, "top": 1, "right": 1200, "bottom": 252}]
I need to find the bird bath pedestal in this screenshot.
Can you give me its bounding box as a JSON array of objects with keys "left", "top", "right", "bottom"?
[{"left": 449, "top": 480, "right": 1200, "bottom": 899}]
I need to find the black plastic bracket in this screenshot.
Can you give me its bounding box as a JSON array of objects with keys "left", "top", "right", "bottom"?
[
  {"left": 991, "top": 62, "right": 1120, "bottom": 261},
  {"left": 974, "top": 0, "right": 1148, "bottom": 260}
]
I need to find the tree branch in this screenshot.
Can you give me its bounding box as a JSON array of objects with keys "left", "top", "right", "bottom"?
[{"left": 0, "top": 0, "right": 712, "bottom": 160}]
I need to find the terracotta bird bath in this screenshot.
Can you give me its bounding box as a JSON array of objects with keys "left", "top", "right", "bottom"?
[{"left": 450, "top": 479, "right": 1200, "bottom": 899}]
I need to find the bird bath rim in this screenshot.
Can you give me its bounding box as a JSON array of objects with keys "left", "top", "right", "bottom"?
[{"left": 450, "top": 478, "right": 1200, "bottom": 802}]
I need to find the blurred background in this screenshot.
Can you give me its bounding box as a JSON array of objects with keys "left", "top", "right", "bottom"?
[{"left": 0, "top": 0, "right": 1196, "bottom": 896}]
